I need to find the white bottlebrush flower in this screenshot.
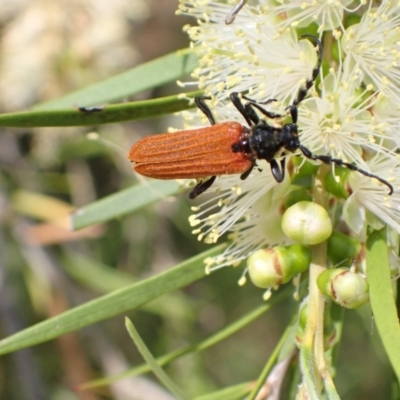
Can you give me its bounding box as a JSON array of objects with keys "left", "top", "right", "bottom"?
[
  {"left": 268, "top": 0, "right": 357, "bottom": 33},
  {"left": 343, "top": 154, "right": 400, "bottom": 235},
  {"left": 298, "top": 68, "right": 398, "bottom": 171},
  {"left": 342, "top": 0, "right": 400, "bottom": 101},
  {"left": 372, "top": 94, "right": 400, "bottom": 148},
  {"left": 177, "top": 0, "right": 400, "bottom": 271},
  {"left": 178, "top": 1, "right": 321, "bottom": 113}
]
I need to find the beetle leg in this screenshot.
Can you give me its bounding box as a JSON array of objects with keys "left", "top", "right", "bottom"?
[
  {"left": 269, "top": 158, "right": 286, "bottom": 182},
  {"left": 195, "top": 97, "right": 216, "bottom": 125},
  {"left": 288, "top": 35, "right": 323, "bottom": 110},
  {"left": 243, "top": 95, "right": 278, "bottom": 109},
  {"left": 240, "top": 160, "right": 256, "bottom": 180},
  {"left": 230, "top": 92, "right": 259, "bottom": 126},
  {"left": 289, "top": 105, "right": 298, "bottom": 124},
  {"left": 188, "top": 176, "right": 217, "bottom": 199},
  {"left": 245, "top": 100, "right": 285, "bottom": 120},
  {"left": 225, "top": 0, "right": 248, "bottom": 24}
]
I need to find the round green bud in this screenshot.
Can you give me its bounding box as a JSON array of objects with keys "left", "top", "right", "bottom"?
[
  {"left": 324, "top": 167, "right": 351, "bottom": 199},
  {"left": 281, "top": 201, "right": 332, "bottom": 245},
  {"left": 327, "top": 231, "right": 362, "bottom": 268},
  {"left": 247, "top": 244, "right": 311, "bottom": 289},
  {"left": 291, "top": 157, "right": 319, "bottom": 179},
  {"left": 317, "top": 268, "right": 369, "bottom": 309}
]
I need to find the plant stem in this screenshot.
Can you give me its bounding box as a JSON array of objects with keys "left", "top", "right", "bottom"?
[{"left": 301, "top": 165, "right": 329, "bottom": 394}]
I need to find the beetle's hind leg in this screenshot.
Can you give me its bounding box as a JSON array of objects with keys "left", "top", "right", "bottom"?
[{"left": 189, "top": 176, "right": 217, "bottom": 199}]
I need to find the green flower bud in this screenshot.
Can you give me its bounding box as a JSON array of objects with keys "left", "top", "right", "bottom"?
[
  {"left": 317, "top": 268, "right": 369, "bottom": 309},
  {"left": 327, "top": 231, "right": 362, "bottom": 267},
  {"left": 247, "top": 244, "right": 311, "bottom": 289},
  {"left": 291, "top": 157, "right": 319, "bottom": 180},
  {"left": 324, "top": 167, "right": 351, "bottom": 199},
  {"left": 283, "top": 188, "right": 312, "bottom": 210},
  {"left": 282, "top": 201, "right": 332, "bottom": 245}
]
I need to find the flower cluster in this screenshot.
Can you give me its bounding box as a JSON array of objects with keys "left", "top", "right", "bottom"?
[{"left": 177, "top": 0, "right": 400, "bottom": 274}]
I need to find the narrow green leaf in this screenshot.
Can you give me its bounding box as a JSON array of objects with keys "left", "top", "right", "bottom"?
[
  {"left": 125, "top": 318, "right": 190, "bottom": 400},
  {"left": 0, "top": 246, "right": 223, "bottom": 355},
  {"left": 62, "top": 251, "right": 194, "bottom": 321},
  {"left": 71, "top": 180, "right": 181, "bottom": 230},
  {"left": 35, "top": 49, "right": 198, "bottom": 109},
  {"left": 194, "top": 382, "right": 252, "bottom": 400},
  {"left": 0, "top": 93, "right": 199, "bottom": 128},
  {"left": 366, "top": 229, "right": 400, "bottom": 383}
]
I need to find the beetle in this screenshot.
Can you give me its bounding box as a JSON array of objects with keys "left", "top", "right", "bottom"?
[{"left": 129, "top": 35, "right": 393, "bottom": 199}]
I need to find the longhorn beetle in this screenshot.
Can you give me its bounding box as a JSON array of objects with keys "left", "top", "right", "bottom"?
[{"left": 129, "top": 35, "right": 393, "bottom": 198}]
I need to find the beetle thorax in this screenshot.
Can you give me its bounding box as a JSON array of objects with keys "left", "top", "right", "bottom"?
[
  {"left": 280, "top": 123, "right": 300, "bottom": 152},
  {"left": 247, "top": 122, "right": 285, "bottom": 162}
]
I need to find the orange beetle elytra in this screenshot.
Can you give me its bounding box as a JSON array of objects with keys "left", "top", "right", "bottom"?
[{"left": 129, "top": 122, "right": 252, "bottom": 180}]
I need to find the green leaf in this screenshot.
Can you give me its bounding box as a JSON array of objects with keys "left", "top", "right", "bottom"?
[
  {"left": 194, "top": 382, "right": 252, "bottom": 400},
  {"left": 62, "top": 251, "right": 194, "bottom": 321},
  {"left": 35, "top": 49, "right": 198, "bottom": 109},
  {"left": 0, "top": 246, "right": 223, "bottom": 355},
  {"left": 366, "top": 229, "right": 400, "bottom": 384},
  {"left": 71, "top": 180, "right": 181, "bottom": 230},
  {"left": 0, "top": 92, "right": 199, "bottom": 128},
  {"left": 125, "top": 318, "right": 190, "bottom": 400}
]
